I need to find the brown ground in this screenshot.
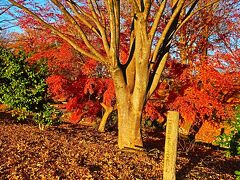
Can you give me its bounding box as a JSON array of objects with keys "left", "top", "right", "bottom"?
[{"left": 0, "top": 112, "right": 239, "bottom": 180}]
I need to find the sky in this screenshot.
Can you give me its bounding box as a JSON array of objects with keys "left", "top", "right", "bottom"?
[{"left": 0, "top": 0, "right": 48, "bottom": 33}]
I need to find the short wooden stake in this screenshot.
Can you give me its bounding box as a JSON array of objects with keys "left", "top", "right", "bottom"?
[{"left": 163, "top": 111, "right": 179, "bottom": 180}]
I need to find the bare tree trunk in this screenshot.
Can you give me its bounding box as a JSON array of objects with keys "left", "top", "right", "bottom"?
[
  {"left": 117, "top": 100, "right": 144, "bottom": 150},
  {"left": 188, "top": 118, "right": 203, "bottom": 141},
  {"left": 111, "top": 66, "right": 146, "bottom": 150},
  {"left": 98, "top": 103, "right": 113, "bottom": 132}
]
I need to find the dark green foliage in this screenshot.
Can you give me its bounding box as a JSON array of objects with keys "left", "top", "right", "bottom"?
[
  {"left": 0, "top": 47, "right": 60, "bottom": 125},
  {"left": 216, "top": 105, "right": 240, "bottom": 177}
]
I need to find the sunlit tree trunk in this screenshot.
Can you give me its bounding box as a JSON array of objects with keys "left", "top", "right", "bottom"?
[{"left": 98, "top": 103, "right": 113, "bottom": 132}]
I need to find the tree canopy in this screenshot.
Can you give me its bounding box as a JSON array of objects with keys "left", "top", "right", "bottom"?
[{"left": 2, "top": 0, "right": 239, "bottom": 149}]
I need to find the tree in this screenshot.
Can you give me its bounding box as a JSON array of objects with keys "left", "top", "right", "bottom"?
[
  {"left": 170, "top": 0, "right": 240, "bottom": 140},
  {"left": 174, "top": 0, "right": 240, "bottom": 65},
  {"left": 6, "top": 0, "right": 218, "bottom": 149},
  {"left": 144, "top": 0, "right": 240, "bottom": 140},
  {"left": 0, "top": 47, "right": 59, "bottom": 126},
  {"left": 6, "top": 27, "right": 115, "bottom": 125}
]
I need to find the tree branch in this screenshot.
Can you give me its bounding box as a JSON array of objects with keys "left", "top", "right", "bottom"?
[
  {"left": 175, "top": 0, "right": 219, "bottom": 35},
  {"left": 106, "top": 0, "right": 120, "bottom": 68},
  {"left": 143, "top": 0, "right": 151, "bottom": 19},
  {"left": 0, "top": 4, "right": 13, "bottom": 16},
  {"left": 50, "top": 0, "right": 106, "bottom": 61},
  {"left": 8, "top": 0, "right": 100, "bottom": 62},
  {"left": 66, "top": 0, "right": 101, "bottom": 36},
  {"left": 148, "top": 0, "right": 167, "bottom": 42},
  {"left": 147, "top": 52, "right": 169, "bottom": 98},
  {"left": 151, "top": 0, "right": 184, "bottom": 64},
  {"left": 76, "top": 1, "right": 110, "bottom": 55}
]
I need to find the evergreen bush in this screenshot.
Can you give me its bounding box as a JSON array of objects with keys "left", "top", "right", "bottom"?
[
  {"left": 0, "top": 47, "right": 60, "bottom": 125},
  {"left": 216, "top": 105, "right": 240, "bottom": 178}
]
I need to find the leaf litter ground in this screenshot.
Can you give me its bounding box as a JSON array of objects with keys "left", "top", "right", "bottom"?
[{"left": 0, "top": 112, "right": 239, "bottom": 179}]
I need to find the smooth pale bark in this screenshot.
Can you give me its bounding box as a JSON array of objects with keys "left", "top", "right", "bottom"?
[
  {"left": 98, "top": 103, "right": 114, "bottom": 132},
  {"left": 112, "top": 66, "right": 147, "bottom": 149},
  {"left": 109, "top": 11, "right": 151, "bottom": 149}
]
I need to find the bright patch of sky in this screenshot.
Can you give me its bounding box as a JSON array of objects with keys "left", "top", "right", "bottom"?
[{"left": 0, "top": 0, "right": 48, "bottom": 33}]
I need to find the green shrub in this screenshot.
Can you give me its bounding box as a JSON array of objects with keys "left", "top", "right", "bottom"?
[
  {"left": 0, "top": 47, "right": 60, "bottom": 125},
  {"left": 216, "top": 105, "right": 240, "bottom": 178}
]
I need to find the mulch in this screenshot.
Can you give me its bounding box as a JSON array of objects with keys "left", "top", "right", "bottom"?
[{"left": 0, "top": 112, "right": 239, "bottom": 179}]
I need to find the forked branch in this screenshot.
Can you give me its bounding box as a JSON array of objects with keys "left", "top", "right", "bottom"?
[{"left": 8, "top": 0, "right": 100, "bottom": 61}]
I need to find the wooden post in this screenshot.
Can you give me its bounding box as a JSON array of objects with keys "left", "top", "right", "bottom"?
[{"left": 163, "top": 111, "right": 179, "bottom": 180}]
